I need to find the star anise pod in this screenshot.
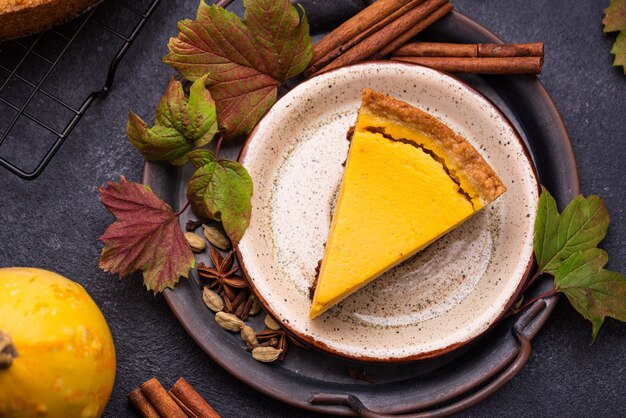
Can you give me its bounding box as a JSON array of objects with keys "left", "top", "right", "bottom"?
[{"left": 197, "top": 246, "right": 247, "bottom": 301}]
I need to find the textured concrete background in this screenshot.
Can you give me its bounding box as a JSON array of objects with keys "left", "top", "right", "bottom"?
[{"left": 0, "top": 0, "right": 624, "bottom": 416}]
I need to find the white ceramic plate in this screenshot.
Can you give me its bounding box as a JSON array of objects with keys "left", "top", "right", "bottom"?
[{"left": 237, "top": 62, "right": 538, "bottom": 362}]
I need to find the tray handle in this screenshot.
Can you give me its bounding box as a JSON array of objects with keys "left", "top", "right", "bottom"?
[{"left": 310, "top": 299, "right": 547, "bottom": 418}]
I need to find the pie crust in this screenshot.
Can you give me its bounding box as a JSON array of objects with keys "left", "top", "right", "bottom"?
[
  {"left": 360, "top": 89, "right": 506, "bottom": 204},
  {"left": 0, "top": 0, "right": 100, "bottom": 41}
]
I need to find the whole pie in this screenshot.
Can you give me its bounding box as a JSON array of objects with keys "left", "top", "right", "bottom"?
[
  {"left": 309, "top": 89, "right": 506, "bottom": 319},
  {"left": 0, "top": 0, "right": 100, "bottom": 41}
]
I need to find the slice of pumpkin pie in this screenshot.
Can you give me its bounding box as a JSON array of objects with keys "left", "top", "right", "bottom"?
[{"left": 309, "top": 89, "right": 506, "bottom": 319}]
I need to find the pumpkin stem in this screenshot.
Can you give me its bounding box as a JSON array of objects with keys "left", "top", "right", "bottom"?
[{"left": 0, "top": 331, "right": 17, "bottom": 370}]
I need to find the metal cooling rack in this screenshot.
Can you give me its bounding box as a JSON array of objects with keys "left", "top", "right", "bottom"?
[{"left": 0, "top": 0, "right": 162, "bottom": 180}]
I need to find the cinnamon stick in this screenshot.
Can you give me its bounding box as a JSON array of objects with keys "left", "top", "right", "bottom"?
[
  {"left": 140, "top": 377, "right": 187, "bottom": 418},
  {"left": 169, "top": 377, "right": 221, "bottom": 418},
  {"left": 128, "top": 388, "right": 160, "bottom": 418},
  {"left": 394, "top": 42, "right": 477, "bottom": 57},
  {"left": 312, "top": 0, "right": 451, "bottom": 77},
  {"left": 393, "top": 42, "right": 544, "bottom": 58},
  {"left": 371, "top": 2, "right": 454, "bottom": 60},
  {"left": 391, "top": 56, "right": 543, "bottom": 74},
  {"left": 478, "top": 42, "right": 544, "bottom": 57},
  {"left": 307, "top": 0, "right": 426, "bottom": 74}
]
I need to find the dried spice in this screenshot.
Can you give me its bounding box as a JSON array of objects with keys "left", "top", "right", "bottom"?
[
  {"left": 182, "top": 198, "right": 305, "bottom": 364},
  {"left": 214, "top": 312, "right": 245, "bottom": 332},
  {"left": 251, "top": 347, "right": 282, "bottom": 363},
  {"left": 202, "top": 288, "right": 224, "bottom": 312},
  {"left": 202, "top": 224, "right": 231, "bottom": 250},
  {"left": 248, "top": 295, "right": 262, "bottom": 316},
  {"left": 240, "top": 326, "right": 258, "bottom": 347},
  {"left": 238, "top": 295, "right": 255, "bottom": 321},
  {"left": 184, "top": 232, "right": 206, "bottom": 253},
  {"left": 264, "top": 315, "right": 281, "bottom": 331},
  {"left": 256, "top": 328, "right": 308, "bottom": 360},
  {"left": 185, "top": 219, "right": 204, "bottom": 231},
  {"left": 230, "top": 290, "right": 248, "bottom": 312},
  {"left": 197, "top": 246, "right": 247, "bottom": 301},
  {"left": 128, "top": 376, "right": 219, "bottom": 418},
  {"left": 220, "top": 291, "right": 233, "bottom": 313}
]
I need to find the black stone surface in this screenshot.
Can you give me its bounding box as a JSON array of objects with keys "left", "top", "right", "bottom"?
[{"left": 0, "top": 0, "right": 624, "bottom": 416}]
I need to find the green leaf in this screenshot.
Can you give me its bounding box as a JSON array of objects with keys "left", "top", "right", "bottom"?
[
  {"left": 603, "top": 0, "right": 626, "bottom": 73},
  {"left": 128, "top": 119, "right": 190, "bottom": 164},
  {"left": 187, "top": 159, "right": 253, "bottom": 242},
  {"left": 187, "top": 149, "right": 216, "bottom": 168},
  {"left": 534, "top": 186, "right": 561, "bottom": 273},
  {"left": 163, "top": 0, "right": 312, "bottom": 138},
  {"left": 184, "top": 75, "right": 219, "bottom": 146},
  {"left": 534, "top": 187, "right": 609, "bottom": 274},
  {"left": 555, "top": 248, "right": 626, "bottom": 342},
  {"left": 127, "top": 75, "right": 218, "bottom": 164},
  {"left": 610, "top": 31, "right": 626, "bottom": 71}
]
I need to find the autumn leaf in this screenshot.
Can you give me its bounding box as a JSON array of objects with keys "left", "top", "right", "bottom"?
[
  {"left": 127, "top": 75, "right": 218, "bottom": 164},
  {"left": 163, "top": 0, "right": 312, "bottom": 138},
  {"left": 533, "top": 187, "right": 609, "bottom": 275},
  {"left": 187, "top": 159, "right": 253, "bottom": 242},
  {"left": 555, "top": 248, "right": 626, "bottom": 342},
  {"left": 526, "top": 188, "right": 626, "bottom": 342},
  {"left": 187, "top": 149, "right": 216, "bottom": 168},
  {"left": 603, "top": 0, "right": 626, "bottom": 73},
  {"left": 98, "top": 177, "right": 195, "bottom": 293}
]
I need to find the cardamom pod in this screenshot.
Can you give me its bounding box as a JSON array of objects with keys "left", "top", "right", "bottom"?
[
  {"left": 240, "top": 325, "right": 258, "bottom": 347},
  {"left": 184, "top": 232, "right": 206, "bottom": 253},
  {"left": 252, "top": 346, "right": 282, "bottom": 363},
  {"left": 248, "top": 295, "right": 262, "bottom": 316},
  {"left": 202, "top": 224, "right": 231, "bottom": 250},
  {"left": 215, "top": 312, "right": 245, "bottom": 332},
  {"left": 264, "top": 314, "right": 281, "bottom": 331},
  {"left": 202, "top": 288, "right": 224, "bottom": 312}
]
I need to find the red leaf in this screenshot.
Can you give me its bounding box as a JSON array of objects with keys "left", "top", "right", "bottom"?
[
  {"left": 163, "top": 0, "right": 311, "bottom": 138},
  {"left": 603, "top": 0, "right": 626, "bottom": 32},
  {"left": 98, "top": 177, "right": 195, "bottom": 293},
  {"left": 604, "top": 0, "right": 626, "bottom": 73}
]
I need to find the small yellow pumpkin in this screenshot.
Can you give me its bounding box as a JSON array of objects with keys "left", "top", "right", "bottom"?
[{"left": 0, "top": 268, "right": 116, "bottom": 418}]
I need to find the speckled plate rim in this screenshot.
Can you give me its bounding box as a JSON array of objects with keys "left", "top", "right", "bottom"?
[
  {"left": 152, "top": 10, "right": 581, "bottom": 415},
  {"left": 236, "top": 61, "right": 539, "bottom": 363}
]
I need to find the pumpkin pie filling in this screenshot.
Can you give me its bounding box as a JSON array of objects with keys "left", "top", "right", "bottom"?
[
  {"left": 309, "top": 89, "right": 506, "bottom": 319},
  {"left": 361, "top": 124, "right": 480, "bottom": 209}
]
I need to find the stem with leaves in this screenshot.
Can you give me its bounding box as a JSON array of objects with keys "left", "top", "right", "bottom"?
[
  {"left": 511, "top": 187, "right": 626, "bottom": 342},
  {"left": 521, "top": 270, "right": 542, "bottom": 294},
  {"left": 511, "top": 289, "right": 557, "bottom": 316}
]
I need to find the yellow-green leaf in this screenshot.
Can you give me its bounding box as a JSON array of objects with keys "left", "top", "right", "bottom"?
[
  {"left": 127, "top": 75, "right": 218, "bottom": 164},
  {"left": 187, "top": 149, "right": 216, "bottom": 168},
  {"left": 610, "top": 31, "right": 626, "bottom": 70},
  {"left": 187, "top": 159, "right": 253, "bottom": 242},
  {"left": 555, "top": 248, "right": 626, "bottom": 342}
]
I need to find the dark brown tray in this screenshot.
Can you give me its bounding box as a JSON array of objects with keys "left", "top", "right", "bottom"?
[{"left": 142, "top": 10, "right": 579, "bottom": 417}]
